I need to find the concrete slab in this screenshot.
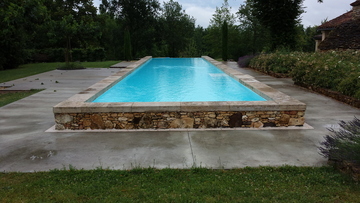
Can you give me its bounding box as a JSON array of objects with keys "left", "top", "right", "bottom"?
[
  {"left": 110, "top": 61, "right": 135, "bottom": 68},
  {"left": 1, "top": 62, "right": 360, "bottom": 171}
]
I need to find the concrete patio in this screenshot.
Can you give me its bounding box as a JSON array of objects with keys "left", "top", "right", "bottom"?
[{"left": 1, "top": 63, "right": 359, "bottom": 172}]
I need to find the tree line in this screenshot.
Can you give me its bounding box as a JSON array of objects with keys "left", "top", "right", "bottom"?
[{"left": 0, "top": 0, "right": 320, "bottom": 70}]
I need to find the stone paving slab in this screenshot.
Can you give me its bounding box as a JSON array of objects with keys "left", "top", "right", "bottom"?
[
  {"left": 110, "top": 61, "right": 135, "bottom": 68},
  {"left": 0, "top": 62, "right": 360, "bottom": 171}
]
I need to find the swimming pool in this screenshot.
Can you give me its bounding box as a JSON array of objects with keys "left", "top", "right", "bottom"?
[
  {"left": 53, "top": 56, "right": 306, "bottom": 130},
  {"left": 92, "top": 58, "right": 266, "bottom": 102}
]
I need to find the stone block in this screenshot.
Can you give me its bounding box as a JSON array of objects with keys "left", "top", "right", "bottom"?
[
  {"left": 288, "top": 117, "right": 305, "bottom": 126},
  {"left": 182, "top": 117, "right": 194, "bottom": 128},
  {"left": 90, "top": 114, "right": 105, "bottom": 129},
  {"left": 55, "top": 124, "right": 65, "bottom": 130},
  {"left": 55, "top": 114, "right": 73, "bottom": 124},
  {"left": 105, "top": 120, "right": 114, "bottom": 129},
  {"left": 251, "top": 121, "right": 264, "bottom": 128},
  {"left": 279, "top": 114, "right": 290, "bottom": 124},
  {"left": 229, "top": 112, "right": 243, "bottom": 128}
]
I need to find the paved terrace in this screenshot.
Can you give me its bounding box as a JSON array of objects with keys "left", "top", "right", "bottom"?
[{"left": 0, "top": 64, "right": 359, "bottom": 171}]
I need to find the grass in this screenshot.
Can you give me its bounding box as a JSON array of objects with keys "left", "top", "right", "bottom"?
[
  {"left": 0, "top": 166, "right": 359, "bottom": 202},
  {"left": 0, "top": 89, "right": 43, "bottom": 107},
  {"left": 0, "top": 61, "right": 120, "bottom": 83}
]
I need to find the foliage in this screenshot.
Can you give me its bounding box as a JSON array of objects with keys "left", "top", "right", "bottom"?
[
  {"left": 249, "top": 51, "right": 302, "bottom": 74},
  {"left": 57, "top": 62, "right": 84, "bottom": 70},
  {"left": 237, "top": 0, "right": 270, "bottom": 54},
  {"left": 252, "top": 0, "right": 305, "bottom": 51},
  {"left": 159, "top": 0, "right": 195, "bottom": 57},
  {"left": 222, "top": 21, "right": 228, "bottom": 61},
  {"left": 0, "top": 89, "right": 43, "bottom": 108},
  {"left": 319, "top": 117, "right": 360, "bottom": 165},
  {"left": 1, "top": 166, "right": 359, "bottom": 202},
  {"left": 205, "top": 0, "right": 240, "bottom": 60},
  {"left": 124, "top": 29, "right": 132, "bottom": 61},
  {"left": 250, "top": 50, "right": 360, "bottom": 99},
  {"left": 101, "top": 0, "right": 161, "bottom": 58},
  {"left": 0, "top": 0, "right": 47, "bottom": 70},
  {"left": 292, "top": 51, "right": 360, "bottom": 94}
]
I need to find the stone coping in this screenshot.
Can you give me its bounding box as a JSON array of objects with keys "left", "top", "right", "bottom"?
[{"left": 53, "top": 56, "right": 306, "bottom": 114}]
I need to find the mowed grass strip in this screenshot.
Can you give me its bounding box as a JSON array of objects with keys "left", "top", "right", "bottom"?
[
  {"left": 0, "top": 89, "right": 43, "bottom": 108},
  {"left": 1, "top": 166, "right": 359, "bottom": 202},
  {"left": 0, "top": 61, "right": 120, "bottom": 83}
]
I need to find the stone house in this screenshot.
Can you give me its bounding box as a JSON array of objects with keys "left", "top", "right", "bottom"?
[{"left": 314, "top": 0, "right": 360, "bottom": 51}]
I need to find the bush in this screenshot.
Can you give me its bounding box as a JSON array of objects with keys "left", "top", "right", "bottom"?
[
  {"left": 319, "top": 117, "right": 360, "bottom": 165},
  {"left": 249, "top": 51, "right": 302, "bottom": 74},
  {"left": 57, "top": 62, "right": 84, "bottom": 70},
  {"left": 249, "top": 50, "right": 360, "bottom": 98}
]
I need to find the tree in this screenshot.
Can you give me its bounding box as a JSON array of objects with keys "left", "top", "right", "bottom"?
[
  {"left": 124, "top": 28, "right": 132, "bottom": 61},
  {"left": 101, "top": 0, "right": 161, "bottom": 58},
  {"left": 206, "top": 0, "right": 240, "bottom": 60},
  {"left": 237, "top": 0, "right": 269, "bottom": 54},
  {"left": 0, "top": 0, "right": 47, "bottom": 69},
  {"left": 252, "top": 0, "right": 305, "bottom": 50},
  {"left": 222, "top": 21, "right": 228, "bottom": 61},
  {"left": 159, "top": 0, "right": 195, "bottom": 57}
]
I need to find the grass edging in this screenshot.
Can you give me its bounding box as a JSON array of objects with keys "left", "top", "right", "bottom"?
[
  {"left": 0, "top": 61, "right": 120, "bottom": 83},
  {"left": 1, "top": 166, "right": 359, "bottom": 202},
  {"left": 0, "top": 89, "right": 43, "bottom": 107}
]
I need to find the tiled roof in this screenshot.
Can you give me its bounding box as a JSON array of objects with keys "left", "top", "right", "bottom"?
[
  {"left": 351, "top": 0, "right": 360, "bottom": 6},
  {"left": 318, "top": 19, "right": 360, "bottom": 50},
  {"left": 317, "top": 11, "right": 353, "bottom": 30}
]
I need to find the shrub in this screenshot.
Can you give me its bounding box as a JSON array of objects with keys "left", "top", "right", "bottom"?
[
  {"left": 249, "top": 51, "right": 302, "bottom": 75},
  {"left": 57, "top": 62, "right": 84, "bottom": 70},
  {"left": 319, "top": 117, "right": 360, "bottom": 165},
  {"left": 250, "top": 50, "right": 360, "bottom": 99}
]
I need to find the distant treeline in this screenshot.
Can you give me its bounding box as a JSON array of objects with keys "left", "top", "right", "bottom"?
[{"left": 0, "top": 0, "right": 318, "bottom": 70}]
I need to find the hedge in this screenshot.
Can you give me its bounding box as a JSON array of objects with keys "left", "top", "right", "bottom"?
[{"left": 249, "top": 50, "right": 360, "bottom": 99}]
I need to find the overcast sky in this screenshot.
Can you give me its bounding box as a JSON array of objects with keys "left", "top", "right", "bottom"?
[{"left": 93, "top": 0, "right": 355, "bottom": 28}]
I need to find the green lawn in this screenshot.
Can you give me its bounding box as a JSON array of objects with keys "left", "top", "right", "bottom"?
[
  {"left": 0, "top": 89, "right": 43, "bottom": 108},
  {"left": 0, "top": 61, "right": 120, "bottom": 83},
  {"left": 1, "top": 166, "right": 359, "bottom": 202}
]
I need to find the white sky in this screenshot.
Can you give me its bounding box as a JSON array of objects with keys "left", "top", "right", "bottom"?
[{"left": 93, "top": 0, "right": 355, "bottom": 28}]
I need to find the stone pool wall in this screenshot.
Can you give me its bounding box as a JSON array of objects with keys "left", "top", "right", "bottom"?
[
  {"left": 53, "top": 56, "right": 307, "bottom": 130},
  {"left": 54, "top": 110, "right": 305, "bottom": 130}
]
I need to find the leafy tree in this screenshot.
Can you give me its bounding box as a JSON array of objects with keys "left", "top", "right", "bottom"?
[
  {"left": 159, "top": 0, "right": 195, "bottom": 57},
  {"left": 124, "top": 28, "right": 132, "bottom": 61},
  {"left": 293, "top": 25, "right": 319, "bottom": 52},
  {"left": 237, "top": 0, "right": 269, "bottom": 54},
  {"left": 101, "top": 0, "right": 161, "bottom": 58},
  {"left": 0, "top": 0, "right": 47, "bottom": 69},
  {"left": 222, "top": 21, "right": 228, "bottom": 61},
  {"left": 97, "top": 13, "right": 123, "bottom": 60},
  {"left": 43, "top": 0, "right": 99, "bottom": 49},
  {"left": 252, "top": 0, "right": 305, "bottom": 50},
  {"left": 206, "top": 0, "right": 239, "bottom": 59}
]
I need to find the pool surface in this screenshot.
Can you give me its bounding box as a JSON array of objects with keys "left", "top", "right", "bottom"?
[
  {"left": 53, "top": 56, "right": 306, "bottom": 130},
  {"left": 92, "top": 58, "right": 266, "bottom": 102}
]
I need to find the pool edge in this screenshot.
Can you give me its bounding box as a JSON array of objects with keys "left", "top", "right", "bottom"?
[{"left": 53, "top": 56, "right": 306, "bottom": 130}]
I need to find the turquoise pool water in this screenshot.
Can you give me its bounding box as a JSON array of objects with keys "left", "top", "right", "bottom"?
[{"left": 92, "top": 58, "right": 266, "bottom": 102}]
